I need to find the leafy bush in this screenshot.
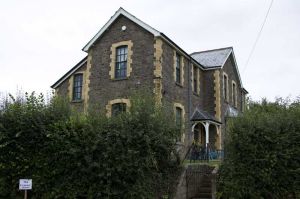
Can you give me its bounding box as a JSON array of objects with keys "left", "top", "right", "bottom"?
[
  {"left": 0, "top": 92, "right": 180, "bottom": 198},
  {"left": 218, "top": 98, "right": 300, "bottom": 198}
]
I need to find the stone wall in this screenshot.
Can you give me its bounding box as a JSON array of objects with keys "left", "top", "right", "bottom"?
[
  {"left": 219, "top": 55, "right": 243, "bottom": 144},
  {"left": 87, "top": 15, "right": 155, "bottom": 111},
  {"left": 202, "top": 70, "right": 216, "bottom": 116}
]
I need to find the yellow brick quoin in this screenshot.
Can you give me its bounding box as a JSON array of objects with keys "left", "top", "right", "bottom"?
[
  {"left": 154, "top": 38, "right": 163, "bottom": 78},
  {"left": 153, "top": 38, "right": 163, "bottom": 105},
  {"left": 83, "top": 49, "right": 92, "bottom": 113}
]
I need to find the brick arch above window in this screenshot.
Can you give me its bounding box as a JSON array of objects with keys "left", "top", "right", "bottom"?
[{"left": 109, "top": 40, "right": 133, "bottom": 80}]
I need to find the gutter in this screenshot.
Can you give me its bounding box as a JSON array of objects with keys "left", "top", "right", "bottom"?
[{"left": 188, "top": 57, "right": 192, "bottom": 140}]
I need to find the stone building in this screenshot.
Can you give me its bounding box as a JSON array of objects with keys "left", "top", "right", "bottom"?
[{"left": 51, "top": 8, "right": 248, "bottom": 154}]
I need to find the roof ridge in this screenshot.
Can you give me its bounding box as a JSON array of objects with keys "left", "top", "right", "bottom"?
[
  {"left": 82, "top": 7, "right": 161, "bottom": 52},
  {"left": 190, "top": 46, "right": 233, "bottom": 55}
]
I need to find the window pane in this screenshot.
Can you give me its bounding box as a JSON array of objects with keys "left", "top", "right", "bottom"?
[{"left": 120, "top": 53, "right": 125, "bottom": 62}]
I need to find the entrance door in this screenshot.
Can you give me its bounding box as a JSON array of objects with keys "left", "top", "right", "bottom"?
[
  {"left": 194, "top": 123, "right": 206, "bottom": 146},
  {"left": 199, "top": 124, "right": 206, "bottom": 146},
  {"left": 194, "top": 124, "right": 200, "bottom": 143}
]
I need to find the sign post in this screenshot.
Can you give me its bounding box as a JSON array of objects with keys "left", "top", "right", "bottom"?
[{"left": 19, "top": 179, "right": 32, "bottom": 199}]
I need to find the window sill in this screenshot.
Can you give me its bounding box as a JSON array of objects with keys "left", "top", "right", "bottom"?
[
  {"left": 71, "top": 99, "right": 84, "bottom": 103},
  {"left": 175, "top": 82, "right": 183, "bottom": 87},
  {"left": 112, "top": 77, "right": 129, "bottom": 81}
]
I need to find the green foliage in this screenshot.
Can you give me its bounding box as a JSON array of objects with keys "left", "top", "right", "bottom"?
[
  {"left": 218, "top": 98, "right": 300, "bottom": 198},
  {"left": 0, "top": 92, "right": 180, "bottom": 198}
]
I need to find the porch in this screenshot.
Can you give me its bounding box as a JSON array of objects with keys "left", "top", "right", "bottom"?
[{"left": 189, "top": 108, "right": 223, "bottom": 162}]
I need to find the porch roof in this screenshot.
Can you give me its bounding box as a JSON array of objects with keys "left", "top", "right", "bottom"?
[{"left": 190, "top": 108, "right": 221, "bottom": 124}]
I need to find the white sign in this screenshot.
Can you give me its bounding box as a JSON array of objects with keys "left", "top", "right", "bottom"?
[{"left": 19, "top": 179, "right": 32, "bottom": 190}]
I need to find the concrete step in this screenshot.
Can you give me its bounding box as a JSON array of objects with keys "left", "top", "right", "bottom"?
[
  {"left": 194, "top": 192, "right": 212, "bottom": 198},
  {"left": 192, "top": 198, "right": 211, "bottom": 199},
  {"left": 200, "top": 182, "right": 211, "bottom": 187},
  {"left": 198, "top": 187, "right": 211, "bottom": 193},
  {"left": 194, "top": 197, "right": 211, "bottom": 199}
]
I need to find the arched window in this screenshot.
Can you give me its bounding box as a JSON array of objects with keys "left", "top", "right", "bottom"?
[
  {"left": 175, "top": 107, "right": 182, "bottom": 128},
  {"left": 112, "top": 102, "right": 126, "bottom": 116}
]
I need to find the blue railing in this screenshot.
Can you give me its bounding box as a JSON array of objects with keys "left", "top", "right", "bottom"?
[{"left": 187, "top": 146, "right": 224, "bottom": 162}]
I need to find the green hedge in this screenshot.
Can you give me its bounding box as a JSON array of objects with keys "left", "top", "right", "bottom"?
[
  {"left": 0, "top": 93, "right": 180, "bottom": 198},
  {"left": 218, "top": 98, "right": 300, "bottom": 198}
]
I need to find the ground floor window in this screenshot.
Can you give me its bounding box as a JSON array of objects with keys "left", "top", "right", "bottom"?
[{"left": 112, "top": 102, "right": 126, "bottom": 116}]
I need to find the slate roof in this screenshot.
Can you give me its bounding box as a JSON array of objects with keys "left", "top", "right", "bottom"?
[
  {"left": 190, "top": 108, "right": 221, "bottom": 124},
  {"left": 225, "top": 105, "right": 239, "bottom": 117},
  {"left": 190, "top": 47, "right": 232, "bottom": 68}
]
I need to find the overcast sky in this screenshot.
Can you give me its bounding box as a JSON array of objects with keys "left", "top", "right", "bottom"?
[{"left": 1, "top": 0, "right": 299, "bottom": 101}]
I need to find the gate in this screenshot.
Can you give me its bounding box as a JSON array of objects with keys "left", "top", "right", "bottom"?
[{"left": 186, "top": 165, "right": 214, "bottom": 199}]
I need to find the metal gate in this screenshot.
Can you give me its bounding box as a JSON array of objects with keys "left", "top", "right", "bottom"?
[{"left": 186, "top": 165, "right": 214, "bottom": 199}]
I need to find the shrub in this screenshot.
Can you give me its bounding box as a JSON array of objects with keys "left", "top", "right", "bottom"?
[
  {"left": 0, "top": 92, "right": 180, "bottom": 198},
  {"left": 218, "top": 98, "right": 300, "bottom": 198}
]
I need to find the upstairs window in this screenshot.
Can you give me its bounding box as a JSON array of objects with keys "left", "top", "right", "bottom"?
[
  {"left": 73, "top": 74, "right": 83, "bottom": 100},
  {"left": 223, "top": 74, "right": 228, "bottom": 101},
  {"left": 115, "top": 46, "right": 128, "bottom": 79},
  {"left": 109, "top": 40, "right": 133, "bottom": 80},
  {"left": 241, "top": 93, "right": 246, "bottom": 112},
  {"left": 232, "top": 81, "right": 237, "bottom": 107},
  {"left": 193, "top": 65, "right": 197, "bottom": 93},
  {"left": 176, "top": 53, "right": 181, "bottom": 84},
  {"left": 112, "top": 103, "right": 126, "bottom": 116}
]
